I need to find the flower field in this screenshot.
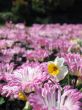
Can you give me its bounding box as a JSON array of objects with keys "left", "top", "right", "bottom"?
[{"left": 0, "top": 23, "right": 82, "bottom": 110}]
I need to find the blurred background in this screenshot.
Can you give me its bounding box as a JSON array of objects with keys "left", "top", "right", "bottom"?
[{"left": 0, "top": 0, "right": 82, "bottom": 25}]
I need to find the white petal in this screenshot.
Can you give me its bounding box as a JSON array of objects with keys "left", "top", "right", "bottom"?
[
  {"left": 48, "top": 61, "right": 54, "bottom": 64},
  {"left": 55, "top": 66, "right": 68, "bottom": 82},
  {"left": 54, "top": 57, "right": 65, "bottom": 67}
]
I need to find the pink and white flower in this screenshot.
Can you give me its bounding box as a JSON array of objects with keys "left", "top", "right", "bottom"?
[
  {"left": 29, "top": 84, "right": 82, "bottom": 110},
  {"left": 12, "top": 63, "right": 48, "bottom": 90}
]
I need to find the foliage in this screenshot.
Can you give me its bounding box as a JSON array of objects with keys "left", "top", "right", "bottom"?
[
  {"left": 0, "top": 0, "right": 76, "bottom": 25},
  {"left": 0, "top": 97, "right": 5, "bottom": 105}
]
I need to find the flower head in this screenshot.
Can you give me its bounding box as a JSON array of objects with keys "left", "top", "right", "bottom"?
[
  {"left": 12, "top": 63, "right": 48, "bottom": 90},
  {"left": 29, "top": 84, "right": 82, "bottom": 110},
  {"left": 48, "top": 57, "right": 68, "bottom": 82},
  {"left": 61, "top": 53, "right": 82, "bottom": 78}
]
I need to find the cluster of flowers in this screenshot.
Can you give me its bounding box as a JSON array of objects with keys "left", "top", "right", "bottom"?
[{"left": 0, "top": 22, "right": 82, "bottom": 110}]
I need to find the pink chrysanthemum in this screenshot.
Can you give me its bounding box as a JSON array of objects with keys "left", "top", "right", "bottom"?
[
  {"left": 61, "top": 53, "right": 82, "bottom": 78},
  {"left": 26, "top": 49, "right": 49, "bottom": 61},
  {"left": 12, "top": 63, "right": 48, "bottom": 90},
  {"left": 29, "top": 84, "right": 82, "bottom": 110},
  {"left": 1, "top": 84, "right": 21, "bottom": 99}
]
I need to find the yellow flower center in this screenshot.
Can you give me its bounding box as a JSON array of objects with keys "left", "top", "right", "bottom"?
[
  {"left": 18, "top": 92, "right": 27, "bottom": 101},
  {"left": 48, "top": 63, "right": 60, "bottom": 76}
]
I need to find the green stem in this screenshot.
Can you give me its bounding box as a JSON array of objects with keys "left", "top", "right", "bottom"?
[{"left": 68, "top": 73, "right": 70, "bottom": 85}]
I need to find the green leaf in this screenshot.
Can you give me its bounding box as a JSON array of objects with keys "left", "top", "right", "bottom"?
[{"left": 0, "top": 97, "right": 5, "bottom": 105}]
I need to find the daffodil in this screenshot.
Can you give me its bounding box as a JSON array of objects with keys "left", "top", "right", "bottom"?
[{"left": 48, "top": 57, "right": 68, "bottom": 81}]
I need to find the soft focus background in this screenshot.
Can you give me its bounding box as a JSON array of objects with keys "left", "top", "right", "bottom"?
[
  {"left": 0, "top": 23, "right": 82, "bottom": 110},
  {"left": 0, "top": 0, "right": 82, "bottom": 25},
  {"left": 0, "top": 1, "right": 82, "bottom": 110}
]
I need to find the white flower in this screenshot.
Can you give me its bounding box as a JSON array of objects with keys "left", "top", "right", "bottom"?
[{"left": 48, "top": 57, "right": 68, "bottom": 82}]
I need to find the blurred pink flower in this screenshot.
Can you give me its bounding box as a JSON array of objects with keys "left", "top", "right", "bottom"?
[
  {"left": 61, "top": 53, "right": 82, "bottom": 78},
  {"left": 29, "top": 84, "right": 82, "bottom": 110},
  {"left": 26, "top": 49, "right": 49, "bottom": 61}
]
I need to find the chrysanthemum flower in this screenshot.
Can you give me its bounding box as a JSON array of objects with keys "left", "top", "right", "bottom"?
[
  {"left": 61, "top": 53, "right": 82, "bottom": 78},
  {"left": 26, "top": 49, "right": 49, "bottom": 61},
  {"left": 48, "top": 57, "right": 68, "bottom": 82},
  {"left": 29, "top": 84, "right": 82, "bottom": 110},
  {"left": 1, "top": 84, "right": 21, "bottom": 99},
  {"left": 12, "top": 63, "right": 48, "bottom": 90}
]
